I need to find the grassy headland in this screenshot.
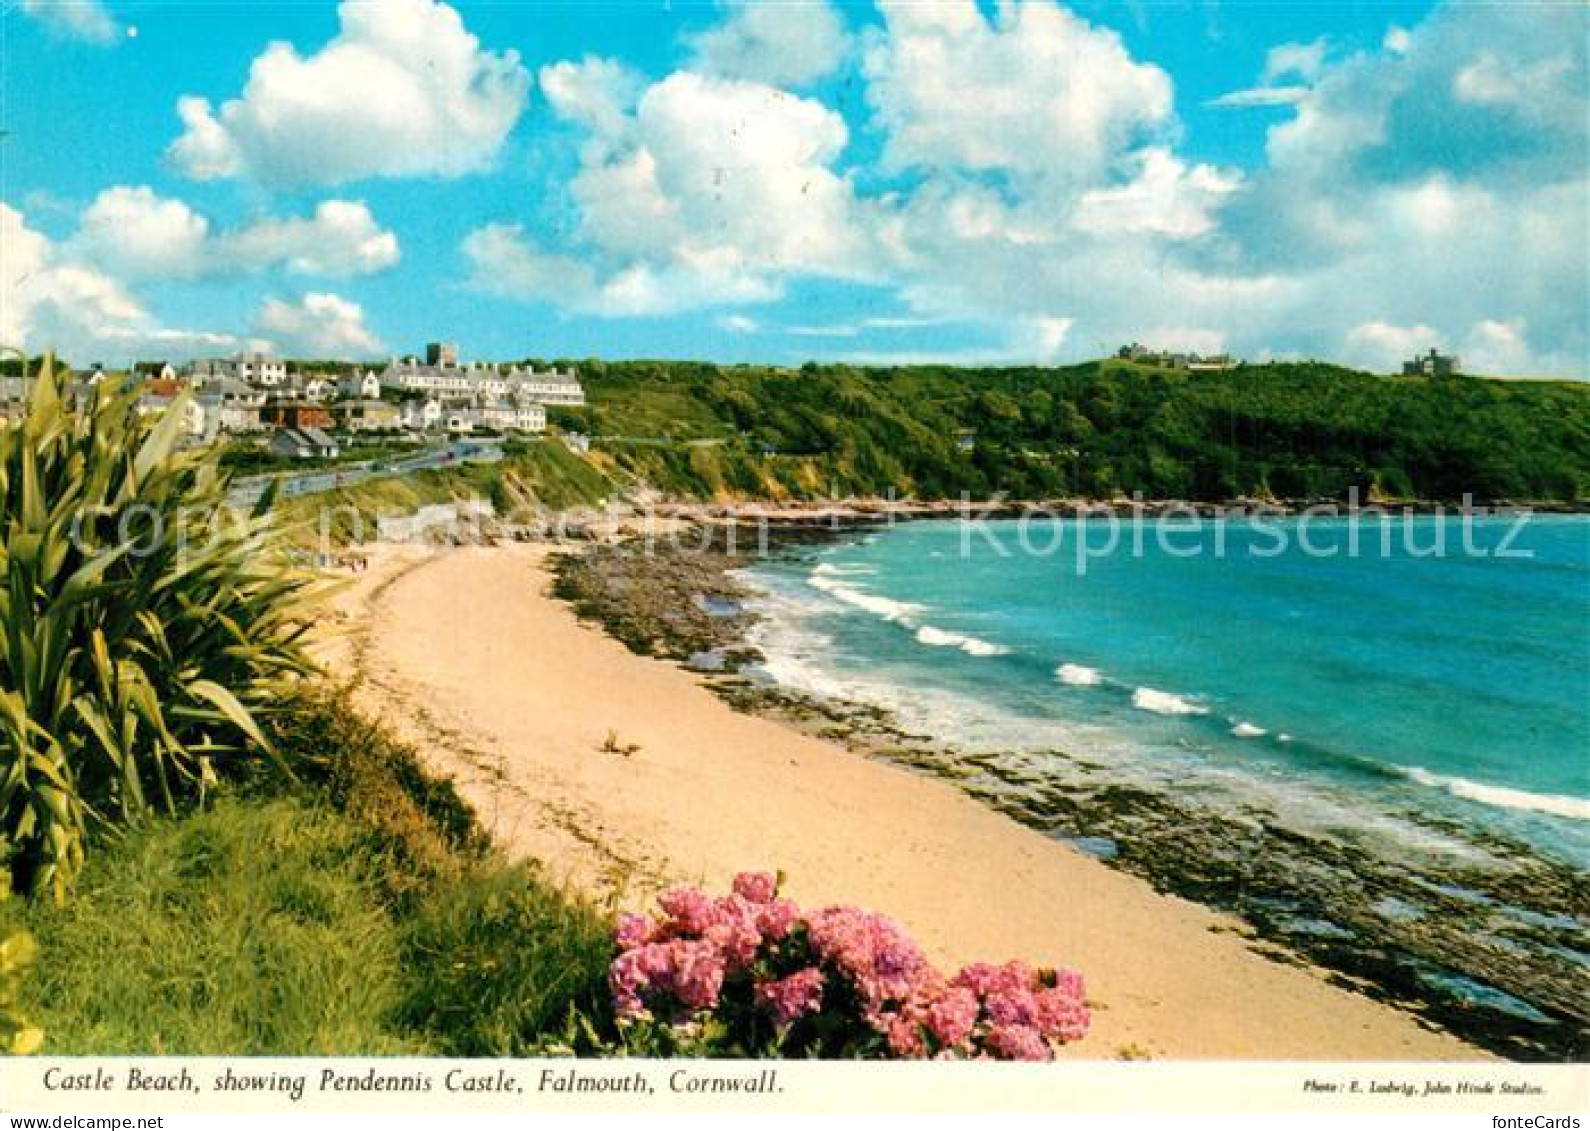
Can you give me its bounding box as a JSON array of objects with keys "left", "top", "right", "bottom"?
[
  {"left": 271, "top": 361, "right": 1590, "bottom": 525},
  {"left": 552, "top": 359, "right": 1589, "bottom": 504}
]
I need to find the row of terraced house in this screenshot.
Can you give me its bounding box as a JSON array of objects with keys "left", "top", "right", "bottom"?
[{"left": 66, "top": 342, "right": 586, "bottom": 445}]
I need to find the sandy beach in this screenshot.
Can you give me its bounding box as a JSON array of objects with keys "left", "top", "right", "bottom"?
[{"left": 314, "top": 540, "right": 1484, "bottom": 1061}]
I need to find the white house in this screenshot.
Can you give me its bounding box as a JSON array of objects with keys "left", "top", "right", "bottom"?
[
  {"left": 478, "top": 400, "right": 546, "bottom": 433},
  {"left": 297, "top": 376, "right": 333, "bottom": 402},
  {"left": 401, "top": 398, "right": 443, "bottom": 431},
  {"left": 195, "top": 376, "right": 266, "bottom": 435},
  {"left": 378, "top": 354, "right": 585, "bottom": 406},
  {"left": 380, "top": 359, "right": 474, "bottom": 397},
  {"left": 188, "top": 352, "right": 288, "bottom": 388},
  {"left": 510, "top": 365, "right": 585, "bottom": 406},
  {"left": 270, "top": 428, "right": 340, "bottom": 459},
  {"left": 236, "top": 352, "right": 288, "bottom": 387},
  {"left": 338, "top": 370, "right": 382, "bottom": 400}
]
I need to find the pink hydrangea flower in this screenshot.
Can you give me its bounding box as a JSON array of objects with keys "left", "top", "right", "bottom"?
[
  {"left": 806, "top": 906, "right": 936, "bottom": 1012},
  {"left": 984, "top": 1023, "right": 1051, "bottom": 1061},
  {"left": 657, "top": 887, "right": 720, "bottom": 936},
  {"left": 755, "top": 967, "right": 825, "bottom": 1026},
  {"left": 983, "top": 987, "right": 1039, "bottom": 1027},
  {"left": 609, "top": 877, "right": 1089, "bottom": 1059},
  {"left": 755, "top": 897, "right": 798, "bottom": 941},
  {"left": 954, "top": 960, "right": 1036, "bottom": 998},
  {"left": 615, "top": 913, "right": 653, "bottom": 951},
  {"left": 702, "top": 894, "right": 764, "bottom": 970},
  {"left": 668, "top": 938, "right": 727, "bottom": 1011},
  {"left": 924, "top": 986, "right": 980, "bottom": 1049},
  {"left": 732, "top": 872, "right": 778, "bottom": 904},
  {"left": 608, "top": 937, "right": 727, "bottom": 1016},
  {"left": 1035, "top": 984, "right": 1090, "bottom": 1044},
  {"left": 886, "top": 1016, "right": 928, "bottom": 1057}
]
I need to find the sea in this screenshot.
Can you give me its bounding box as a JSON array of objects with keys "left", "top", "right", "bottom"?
[{"left": 741, "top": 513, "right": 1590, "bottom": 873}]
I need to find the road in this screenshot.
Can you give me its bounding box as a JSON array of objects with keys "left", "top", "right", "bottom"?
[{"left": 226, "top": 440, "right": 504, "bottom": 510}]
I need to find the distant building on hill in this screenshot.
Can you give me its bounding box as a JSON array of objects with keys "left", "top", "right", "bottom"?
[
  {"left": 1403, "top": 348, "right": 1461, "bottom": 377},
  {"left": 1116, "top": 343, "right": 1238, "bottom": 371},
  {"left": 379, "top": 347, "right": 584, "bottom": 407}
]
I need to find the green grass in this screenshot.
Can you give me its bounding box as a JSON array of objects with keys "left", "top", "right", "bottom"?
[
  {"left": 398, "top": 866, "right": 612, "bottom": 1056},
  {"left": 496, "top": 438, "right": 621, "bottom": 514},
  {"left": 3, "top": 797, "right": 418, "bottom": 1054},
  {"left": 1, "top": 694, "right": 616, "bottom": 1056}
]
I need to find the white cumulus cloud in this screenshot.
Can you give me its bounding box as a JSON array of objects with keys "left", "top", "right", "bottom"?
[
  {"left": 471, "top": 69, "right": 879, "bottom": 314},
  {"left": 168, "top": 0, "right": 530, "bottom": 186},
  {"left": 256, "top": 293, "right": 382, "bottom": 356},
  {"left": 2, "top": 203, "right": 239, "bottom": 363},
  {"left": 862, "top": 0, "right": 1172, "bottom": 189},
  {"left": 20, "top": 0, "right": 121, "bottom": 44},
  {"left": 67, "top": 187, "right": 400, "bottom": 280},
  {"left": 1075, "top": 149, "right": 1240, "bottom": 239},
  {"left": 683, "top": 0, "right": 851, "bottom": 87}
]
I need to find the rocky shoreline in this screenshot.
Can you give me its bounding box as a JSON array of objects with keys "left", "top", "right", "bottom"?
[{"left": 548, "top": 519, "right": 1589, "bottom": 1062}]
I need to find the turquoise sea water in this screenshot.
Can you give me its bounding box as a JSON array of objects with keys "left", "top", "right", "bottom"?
[{"left": 742, "top": 515, "right": 1590, "bottom": 867}]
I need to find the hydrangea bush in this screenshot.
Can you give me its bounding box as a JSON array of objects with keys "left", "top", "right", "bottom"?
[{"left": 608, "top": 873, "right": 1088, "bottom": 1059}]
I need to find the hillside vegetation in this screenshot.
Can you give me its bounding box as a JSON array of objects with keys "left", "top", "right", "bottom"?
[{"left": 556, "top": 359, "right": 1590, "bottom": 504}]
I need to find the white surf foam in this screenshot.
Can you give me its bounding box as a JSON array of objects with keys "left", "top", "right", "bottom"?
[
  {"left": 811, "top": 561, "right": 877, "bottom": 578},
  {"left": 1131, "top": 687, "right": 1209, "bottom": 716},
  {"left": 1404, "top": 767, "right": 1590, "bottom": 821},
  {"left": 1056, "top": 663, "right": 1103, "bottom": 687},
  {"left": 915, "top": 625, "right": 1010, "bottom": 656},
  {"left": 1231, "top": 722, "right": 1267, "bottom": 738},
  {"left": 807, "top": 573, "right": 922, "bottom": 623}
]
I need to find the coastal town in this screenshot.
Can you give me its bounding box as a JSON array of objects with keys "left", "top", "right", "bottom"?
[{"left": 0, "top": 341, "right": 584, "bottom": 462}]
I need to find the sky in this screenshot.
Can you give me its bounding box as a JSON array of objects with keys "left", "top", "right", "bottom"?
[{"left": 1, "top": 0, "right": 1585, "bottom": 374}]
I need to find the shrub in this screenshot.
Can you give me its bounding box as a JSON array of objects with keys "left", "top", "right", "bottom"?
[
  {"left": 0, "top": 357, "right": 314, "bottom": 900},
  {"left": 608, "top": 874, "right": 1089, "bottom": 1059}
]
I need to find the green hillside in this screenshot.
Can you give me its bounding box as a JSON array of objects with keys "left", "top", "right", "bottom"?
[{"left": 552, "top": 359, "right": 1589, "bottom": 504}]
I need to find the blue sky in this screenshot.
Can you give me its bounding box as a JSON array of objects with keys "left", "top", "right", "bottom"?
[{"left": 2, "top": 0, "right": 1584, "bottom": 374}]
